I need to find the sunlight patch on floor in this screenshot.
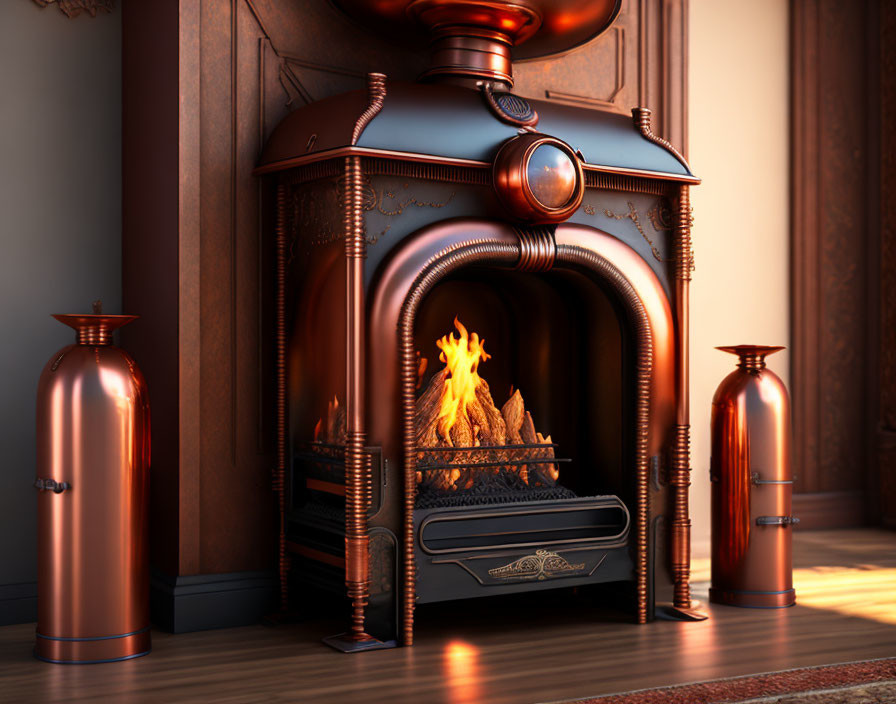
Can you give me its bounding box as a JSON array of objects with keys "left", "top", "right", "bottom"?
[{"left": 793, "top": 566, "right": 896, "bottom": 625}]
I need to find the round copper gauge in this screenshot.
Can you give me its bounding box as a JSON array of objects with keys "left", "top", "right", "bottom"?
[{"left": 492, "top": 133, "right": 585, "bottom": 223}]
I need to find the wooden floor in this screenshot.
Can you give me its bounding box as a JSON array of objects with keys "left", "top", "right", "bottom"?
[{"left": 2, "top": 529, "right": 894, "bottom": 704}]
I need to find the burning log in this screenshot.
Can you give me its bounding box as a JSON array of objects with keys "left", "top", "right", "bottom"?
[
  {"left": 473, "top": 379, "right": 506, "bottom": 445},
  {"left": 415, "top": 367, "right": 448, "bottom": 447},
  {"left": 521, "top": 411, "right": 537, "bottom": 444},
  {"left": 325, "top": 395, "right": 346, "bottom": 445},
  {"left": 536, "top": 431, "right": 560, "bottom": 483},
  {"left": 412, "top": 318, "right": 560, "bottom": 491},
  {"left": 501, "top": 389, "right": 525, "bottom": 444},
  {"left": 448, "top": 412, "right": 474, "bottom": 448},
  {"left": 415, "top": 350, "right": 427, "bottom": 390}
]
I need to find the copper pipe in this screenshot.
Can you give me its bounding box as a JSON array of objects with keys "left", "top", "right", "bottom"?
[
  {"left": 275, "top": 181, "right": 289, "bottom": 611},
  {"left": 671, "top": 185, "right": 693, "bottom": 609},
  {"left": 632, "top": 107, "right": 691, "bottom": 172},
  {"left": 344, "top": 154, "right": 372, "bottom": 641},
  {"left": 421, "top": 27, "right": 515, "bottom": 86},
  {"left": 351, "top": 73, "right": 386, "bottom": 146},
  {"left": 513, "top": 226, "right": 556, "bottom": 272},
  {"left": 340, "top": 73, "right": 387, "bottom": 642}
]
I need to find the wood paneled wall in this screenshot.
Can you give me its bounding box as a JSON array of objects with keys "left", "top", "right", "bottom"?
[
  {"left": 122, "top": 0, "right": 689, "bottom": 602},
  {"left": 790, "top": 0, "right": 896, "bottom": 528}
]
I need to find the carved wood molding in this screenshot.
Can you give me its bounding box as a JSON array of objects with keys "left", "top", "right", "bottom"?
[
  {"left": 32, "top": 0, "right": 114, "bottom": 18},
  {"left": 514, "top": 0, "right": 689, "bottom": 156}
]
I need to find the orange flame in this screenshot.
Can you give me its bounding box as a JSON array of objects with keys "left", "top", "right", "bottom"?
[{"left": 436, "top": 318, "right": 490, "bottom": 442}]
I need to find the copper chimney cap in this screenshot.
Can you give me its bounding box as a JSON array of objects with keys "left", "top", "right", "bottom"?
[{"left": 330, "top": 0, "right": 622, "bottom": 87}]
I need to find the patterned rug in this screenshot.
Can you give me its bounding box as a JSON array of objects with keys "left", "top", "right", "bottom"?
[{"left": 566, "top": 658, "right": 896, "bottom": 704}]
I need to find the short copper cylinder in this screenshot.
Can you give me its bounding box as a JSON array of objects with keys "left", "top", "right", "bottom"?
[
  {"left": 35, "top": 314, "right": 150, "bottom": 663},
  {"left": 709, "top": 345, "right": 796, "bottom": 609}
]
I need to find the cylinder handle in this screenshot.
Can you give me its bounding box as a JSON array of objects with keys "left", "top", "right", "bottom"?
[
  {"left": 756, "top": 515, "right": 800, "bottom": 526},
  {"left": 34, "top": 478, "right": 70, "bottom": 494},
  {"left": 751, "top": 472, "right": 795, "bottom": 486}
]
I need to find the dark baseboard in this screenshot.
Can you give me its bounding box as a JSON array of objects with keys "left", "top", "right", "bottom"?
[
  {"left": 793, "top": 491, "right": 865, "bottom": 530},
  {"left": 150, "top": 569, "right": 278, "bottom": 633},
  {"left": 0, "top": 582, "right": 37, "bottom": 626}
]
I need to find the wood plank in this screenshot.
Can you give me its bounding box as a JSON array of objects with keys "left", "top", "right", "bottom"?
[{"left": 1, "top": 529, "right": 894, "bottom": 704}]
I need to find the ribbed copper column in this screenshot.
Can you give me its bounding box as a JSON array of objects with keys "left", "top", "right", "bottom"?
[
  {"left": 274, "top": 181, "right": 289, "bottom": 611},
  {"left": 343, "top": 154, "right": 372, "bottom": 641},
  {"left": 671, "top": 185, "right": 693, "bottom": 609}
]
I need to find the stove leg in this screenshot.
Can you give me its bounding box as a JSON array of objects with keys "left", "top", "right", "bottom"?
[{"left": 322, "top": 633, "right": 398, "bottom": 653}]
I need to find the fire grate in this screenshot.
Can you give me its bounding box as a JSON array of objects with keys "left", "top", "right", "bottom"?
[
  {"left": 415, "top": 443, "right": 576, "bottom": 508},
  {"left": 301, "top": 442, "right": 346, "bottom": 482}
]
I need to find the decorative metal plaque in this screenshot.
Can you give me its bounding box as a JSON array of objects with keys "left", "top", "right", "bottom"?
[{"left": 488, "top": 549, "right": 585, "bottom": 581}]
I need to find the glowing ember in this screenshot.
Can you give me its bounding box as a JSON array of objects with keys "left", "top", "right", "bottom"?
[{"left": 436, "top": 318, "right": 490, "bottom": 443}]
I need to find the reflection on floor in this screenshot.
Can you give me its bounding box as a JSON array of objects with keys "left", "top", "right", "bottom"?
[{"left": 0, "top": 529, "right": 893, "bottom": 704}]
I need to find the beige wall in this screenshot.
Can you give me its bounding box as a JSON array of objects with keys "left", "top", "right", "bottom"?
[{"left": 688, "top": 0, "right": 791, "bottom": 558}]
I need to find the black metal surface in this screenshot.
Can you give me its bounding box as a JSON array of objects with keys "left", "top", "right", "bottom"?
[
  {"left": 416, "top": 485, "right": 577, "bottom": 509},
  {"left": 756, "top": 516, "right": 801, "bottom": 526},
  {"left": 414, "top": 496, "right": 632, "bottom": 603},
  {"left": 258, "top": 82, "right": 695, "bottom": 179},
  {"left": 415, "top": 442, "right": 573, "bottom": 508}
]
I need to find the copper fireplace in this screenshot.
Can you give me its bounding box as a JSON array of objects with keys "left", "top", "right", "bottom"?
[{"left": 255, "top": 0, "right": 701, "bottom": 651}]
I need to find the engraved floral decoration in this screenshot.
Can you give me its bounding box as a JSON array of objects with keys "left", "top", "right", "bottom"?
[
  {"left": 581, "top": 198, "right": 674, "bottom": 263},
  {"left": 488, "top": 549, "right": 585, "bottom": 581},
  {"left": 291, "top": 177, "right": 456, "bottom": 251}
]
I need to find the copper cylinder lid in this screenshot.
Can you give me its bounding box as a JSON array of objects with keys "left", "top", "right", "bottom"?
[
  {"left": 717, "top": 345, "right": 785, "bottom": 371},
  {"left": 52, "top": 301, "right": 138, "bottom": 346},
  {"left": 330, "top": 0, "right": 622, "bottom": 84}
]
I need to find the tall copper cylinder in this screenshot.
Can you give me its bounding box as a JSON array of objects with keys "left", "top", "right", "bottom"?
[
  {"left": 709, "top": 345, "right": 797, "bottom": 608},
  {"left": 35, "top": 313, "right": 150, "bottom": 663}
]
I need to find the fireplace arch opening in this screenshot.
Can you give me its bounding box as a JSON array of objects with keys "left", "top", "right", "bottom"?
[{"left": 357, "top": 220, "right": 677, "bottom": 643}]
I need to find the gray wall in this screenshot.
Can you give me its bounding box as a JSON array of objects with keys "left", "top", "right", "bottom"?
[{"left": 0, "top": 1, "right": 121, "bottom": 623}]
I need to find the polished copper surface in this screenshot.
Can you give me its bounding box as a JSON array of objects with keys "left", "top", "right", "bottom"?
[
  {"left": 710, "top": 346, "right": 796, "bottom": 608},
  {"left": 36, "top": 314, "right": 150, "bottom": 663},
  {"left": 52, "top": 313, "right": 138, "bottom": 346},
  {"left": 493, "top": 133, "right": 584, "bottom": 223},
  {"left": 423, "top": 27, "right": 516, "bottom": 85},
  {"left": 331, "top": 0, "right": 622, "bottom": 65},
  {"left": 342, "top": 73, "right": 388, "bottom": 644},
  {"left": 513, "top": 225, "right": 556, "bottom": 272},
  {"left": 351, "top": 73, "right": 387, "bottom": 146},
  {"left": 344, "top": 154, "right": 373, "bottom": 642},
  {"left": 671, "top": 186, "right": 694, "bottom": 611},
  {"left": 632, "top": 107, "right": 691, "bottom": 172}
]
